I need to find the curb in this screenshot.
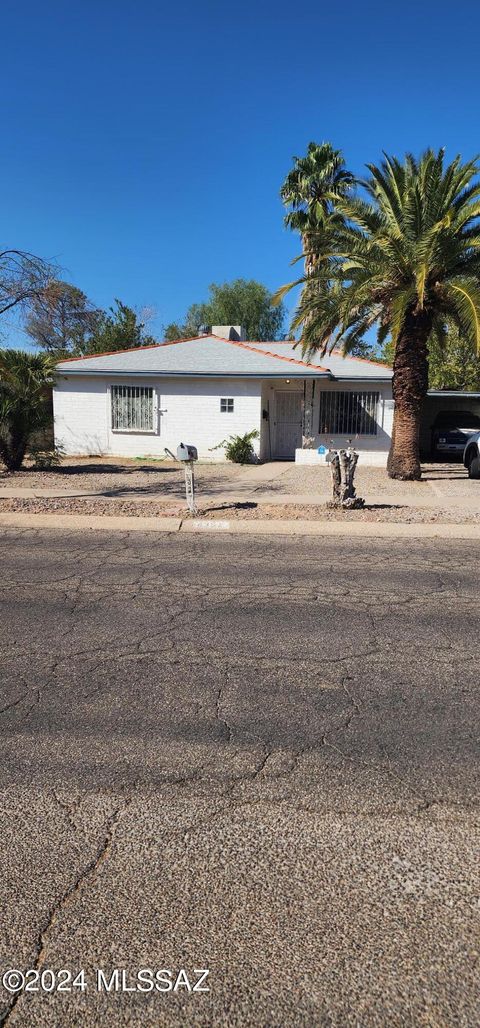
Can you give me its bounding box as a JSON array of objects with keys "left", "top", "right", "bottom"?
[
  {"left": 0, "top": 513, "right": 182, "bottom": 533},
  {"left": 0, "top": 511, "right": 479, "bottom": 539},
  {"left": 181, "top": 519, "right": 480, "bottom": 538}
]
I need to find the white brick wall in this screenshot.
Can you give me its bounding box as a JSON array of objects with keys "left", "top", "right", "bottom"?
[
  {"left": 53, "top": 377, "right": 109, "bottom": 456},
  {"left": 53, "top": 375, "right": 263, "bottom": 460},
  {"left": 53, "top": 374, "right": 393, "bottom": 464},
  {"left": 295, "top": 447, "right": 389, "bottom": 467}
]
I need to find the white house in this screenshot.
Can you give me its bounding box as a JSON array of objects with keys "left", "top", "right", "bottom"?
[{"left": 54, "top": 327, "right": 394, "bottom": 466}]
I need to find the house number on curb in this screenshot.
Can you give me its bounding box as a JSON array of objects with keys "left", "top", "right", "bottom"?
[{"left": 193, "top": 520, "right": 231, "bottom": 530}]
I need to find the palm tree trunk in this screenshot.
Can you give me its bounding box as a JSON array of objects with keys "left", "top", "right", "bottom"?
[
  {"left": 387, "top": 309, "right": 432, "bottom": 480},
  {"left": 0, "top": 437, "right": 28, "bottom": 471},
  {"left": 0, "top": 414, "right": 29, "bottom": 471},
  {"left": 302, "top": 233, "right": 319, "bottom": 333},
  {"left": 304, "top": 232, "right": 316, "bottom": 278}
]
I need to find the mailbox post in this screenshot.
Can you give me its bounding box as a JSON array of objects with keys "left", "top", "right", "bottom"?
[{"left": 175, "top": 443, "right": 198, "bottom": 514}]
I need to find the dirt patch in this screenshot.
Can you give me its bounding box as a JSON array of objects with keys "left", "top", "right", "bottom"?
[{"left": 1, "top": 496, "right": 478, "bottom": 523}]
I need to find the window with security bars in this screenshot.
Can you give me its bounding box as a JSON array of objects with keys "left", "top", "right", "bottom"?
[
  {"left": 318, "top": 390, "right": 379, "bottom": 436},
  {"left": 111, "top": 386, "right": 155, "bottom": 432}
]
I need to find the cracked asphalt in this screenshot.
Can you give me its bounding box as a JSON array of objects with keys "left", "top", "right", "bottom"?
[{"left": 0, "top": 527, "right": 479, "bottom": 1027}]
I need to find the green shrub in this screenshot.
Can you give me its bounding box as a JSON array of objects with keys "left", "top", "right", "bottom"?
[
  {"left": 212, "top": 429, "right": 259, "bottom": 464},
  {"left": 0, "top": 350, "right": 55, "bottom": 471}
]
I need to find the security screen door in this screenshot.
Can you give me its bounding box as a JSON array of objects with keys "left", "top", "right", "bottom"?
[{"left": 273, "top": 391, "right": 303, "bottom": 458}]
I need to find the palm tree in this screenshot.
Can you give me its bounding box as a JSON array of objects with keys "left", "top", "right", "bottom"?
[
  {"left": 280, "top": 141, "right": 355, "bottom": 278},
  {"left": 0, "top": 349, "right": 55, "bottom": 470},
  {"left": 283, "top": 148, "right": 480, "bottom": 480}
]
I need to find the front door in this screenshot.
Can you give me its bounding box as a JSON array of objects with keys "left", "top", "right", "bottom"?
[{"left": 273, "top": 391, "right": 303, "bottom": 458}]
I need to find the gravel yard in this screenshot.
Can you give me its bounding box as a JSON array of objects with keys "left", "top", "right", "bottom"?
[
  {"left": 0, "top": 456, "right": 471, "bottom": 500},
  {"left": 1, "top": 495, "right": 479, "bottom": 522},
  {"left": 273, "top": 460, "right": 469, "bottom": 496},
  {"left": 0, "top": 457, "right": 243, "bottom": 495}
]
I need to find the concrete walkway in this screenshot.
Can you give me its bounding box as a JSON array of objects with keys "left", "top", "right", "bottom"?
[{"left": 230, "top": 460, "right": 294, "bottom": 487}]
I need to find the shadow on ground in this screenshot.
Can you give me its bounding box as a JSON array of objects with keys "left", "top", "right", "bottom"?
[{"left": 5, "top": 463, "right": 179, "bottom": 477}]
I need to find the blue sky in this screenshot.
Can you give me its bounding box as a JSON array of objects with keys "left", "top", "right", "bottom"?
[{"left": 3, "top": 0, "right": 480, "bottom": 344}]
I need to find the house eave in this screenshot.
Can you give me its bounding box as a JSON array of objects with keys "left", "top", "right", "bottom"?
[
  {"left": 331, "top": 375, "right": 393, "bottom": 382},
  {"left": 55, "top": 369, "right": 334, "bottom": 380},
  {"left": 427, "top": 389, "right": 480, "bottom": 398}
]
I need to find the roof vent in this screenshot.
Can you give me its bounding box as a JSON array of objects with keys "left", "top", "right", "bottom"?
[{"left": 211, "top": 325, "right": 246, "bottom": 341}]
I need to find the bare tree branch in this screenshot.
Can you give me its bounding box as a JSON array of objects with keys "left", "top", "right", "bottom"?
[{"left": 0, "top": 249, "right": 57, "bottom": 318}]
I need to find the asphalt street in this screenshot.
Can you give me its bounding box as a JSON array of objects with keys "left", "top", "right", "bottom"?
[{"left": 0, "top": 528, "right": 478, "bottom": 1027}]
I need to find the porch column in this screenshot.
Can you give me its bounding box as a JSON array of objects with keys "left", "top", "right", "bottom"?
[{"left": 302, "top": 380, "right": 315, "bottom": 447}]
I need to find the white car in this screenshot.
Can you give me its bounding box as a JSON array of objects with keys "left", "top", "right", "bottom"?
[{"left": 463, "top": 432, "right": 480, "bottom": 478}]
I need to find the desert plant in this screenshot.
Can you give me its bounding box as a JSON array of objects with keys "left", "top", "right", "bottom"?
[
  {"left": 213, "top": 429, "right": 259, "bottom": 464},
  {"left": 0, "top": 349, "right": 55, "bottom": 471},
  {"left": 29, "top": 443, "right": 64, "bottom": 470}
]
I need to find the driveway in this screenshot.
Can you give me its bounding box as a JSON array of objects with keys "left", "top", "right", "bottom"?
[{"left": 0, "top": 530, "right": 478, "bottom": 1026}]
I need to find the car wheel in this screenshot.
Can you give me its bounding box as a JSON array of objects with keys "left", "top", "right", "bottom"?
[{"left": 468, "top": 454, "right": 480, "bottom": 479}]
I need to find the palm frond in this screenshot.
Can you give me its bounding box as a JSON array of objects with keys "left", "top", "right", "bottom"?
[
  {"left": 444, "top": 277, "right": 480, "bottom": 352},
  {"left": 278, "top": 146, "right": 480, "bottom": 374}
]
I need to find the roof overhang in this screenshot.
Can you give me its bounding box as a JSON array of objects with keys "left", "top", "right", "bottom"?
[
  {"left": 55, "top": 370, "right": 333, "bottom": 379},
  {"left": 427, "top": 390, "right": 480, "bottom": 398},
  {"left": 328, "top": 376, "right": 392, "bottom": 383}
]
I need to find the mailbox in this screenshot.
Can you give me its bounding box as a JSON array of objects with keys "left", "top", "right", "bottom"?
[{"left": 176, "top": 443, "right": 198, "bottom": 462}]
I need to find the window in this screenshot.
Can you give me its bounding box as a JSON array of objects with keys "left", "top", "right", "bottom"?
[
  {"left": 318, "top": 390, "right": 379, "bottom": 436},
  {"left": 220, "top": 397, "right": 234, "bottom": 413},
  {"left": 111, "top": 385, "right": 155, "bottom": 432}
]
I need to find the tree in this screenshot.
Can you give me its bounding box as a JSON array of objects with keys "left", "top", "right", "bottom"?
[
  {"left": 0, "top": 249, "right": 55, "bottom": 323},
  {"left": 428, "top": 324, "right": 480, "bottom": 390},
  {"left": 164, "top": 304, "right": 207, "bottom": 340},
  {"left": 280, "top": 141, "right": 354, "bottom": 277},
  {"left": 25, "top": 279, "right": 100, "bottom": 355},
  {"left": 163, "top": 322, "right": 185, "bottom": 342},
  {"left": 78, "top": 299, "right": 157, "bottom": 355},
  {"left": 164, "top": 279, "right": 285, "bottom": 341},
  {"left": 380, "top": 323, "right": 480, "bottom": 390},
  {"left": 349, "top": 338, "right": 380, "bottom": 360},
  {"left": 0, "top": 349, "right": 55, "bottom": 470},
  {"left": 281, "top": 149, "right": 480, "bottom": 480}
]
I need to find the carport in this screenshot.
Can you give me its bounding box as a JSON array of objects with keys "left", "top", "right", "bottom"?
[{"left": 420, "top": 390, "right": 480, "bottom": 458}]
